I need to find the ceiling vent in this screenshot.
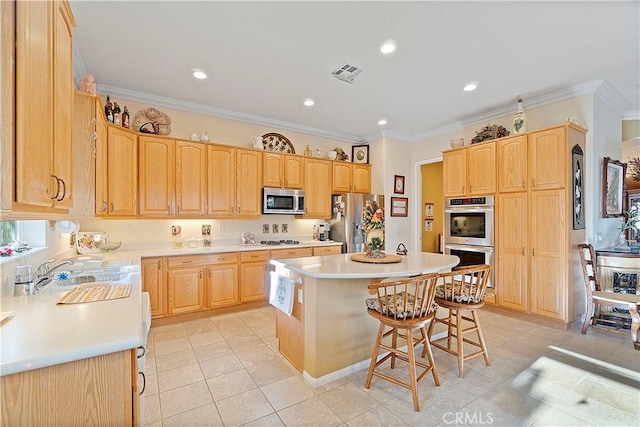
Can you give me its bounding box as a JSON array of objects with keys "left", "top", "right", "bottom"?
[{"left": 331, "top": 63, "right": 363, "bottom": 83}]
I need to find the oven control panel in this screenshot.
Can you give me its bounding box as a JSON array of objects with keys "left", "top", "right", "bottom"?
[{"left": 446, "top": 195, "right": 494, "bottom": 207}]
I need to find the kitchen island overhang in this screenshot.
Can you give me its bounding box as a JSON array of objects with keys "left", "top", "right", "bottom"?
[{"left": 270, "top": 252, "right": 459, "bottom": 386}]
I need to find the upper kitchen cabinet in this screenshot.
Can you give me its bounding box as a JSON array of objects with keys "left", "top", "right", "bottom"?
[
  {"left": 138, "top": 137, "right": 207, "bottom": 216},
  {"left": 303, "top": 158, "right": 332, "bottom": 218},
  {"left": 263, "top": 152, "right": 304, "bottom": 189},
  {"left": 497, "top": 135, "right": 528, "bottom": 193},
  {"left": 332, "top": 162, "right": 372, "bottom": 194},
  {"left": 97, "top": 126, "right": 137, "bottom": 216},
  {"left": 529, "top": 127, "right": 566, "bottom": 190},
  {"left": 443, "top": 141, "right": 495, "bottom": 197},
  {"left": 208, "top": 146, "right": 262, "bottom": 218},
  {"left": 13, "top": 0, "right": 75, "bottom": 210}
]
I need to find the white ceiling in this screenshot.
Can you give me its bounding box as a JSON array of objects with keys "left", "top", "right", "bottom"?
[{"left": 70, "top": 1, "right": 640, "bottom": 142}]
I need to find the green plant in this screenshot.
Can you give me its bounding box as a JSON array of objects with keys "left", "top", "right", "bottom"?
[{"left": 618, "top": 205, "right": 640, "bottom": 240}]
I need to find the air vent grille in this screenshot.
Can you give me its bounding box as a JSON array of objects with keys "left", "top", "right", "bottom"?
[{"left": 331, "top": 63, "right": 363, "bottom": 83}]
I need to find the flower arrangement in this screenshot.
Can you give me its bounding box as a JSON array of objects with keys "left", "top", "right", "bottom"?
[
  {"left": 618, "top": 205, "right": 640, "bottom": 243},
  {"left": 362, "top": 200, "right": 384, "bottom": 256},
  {"left": 471, "top": 124, "right": 510, "bottom": 144},
  {"left": 334, "top": 147, "right": 349, "bottom": 161}
]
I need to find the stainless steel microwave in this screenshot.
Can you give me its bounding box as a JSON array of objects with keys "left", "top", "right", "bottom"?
[{"left": 262, "top": 188, "right": 306, "bottom": 214}]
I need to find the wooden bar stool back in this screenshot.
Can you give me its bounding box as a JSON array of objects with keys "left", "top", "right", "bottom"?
[
  {"left": 428, "top": 264, "right": 492, "bottom": 378},
  {"left": 365, "top": 273, "right": 440, "bottom": 412}
]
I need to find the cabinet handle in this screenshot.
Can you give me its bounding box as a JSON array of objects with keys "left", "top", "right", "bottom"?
[
  {"left": 461, "top": 186, "right": 465, "bottom": 193},
  {"left": 177, "top": 204, "right": 180, "bottom": 214},
  {"left": 168, "top": 205, "right": 171, "bottom": 214},
  {"left": 521, "top": 248, "right": 525, "bottom": 256},
  {"left": 199, "top": 271, "right": 203, "bottom": 279},
  {"left": 50, "top": 175, "right": 61, "bottom": 199},
  {"left": 110, "top": 203, "right": 114, "bottom": 213},
  {"left": 157, "top": 260, "right": 161, "bottom": 270},
  {"left": 469, "top": 185, "right": 472, "bottom": 193},
  {"left": 522, "top": 180, "right": 526, "bottom": 188},
  {"left": 181, "top": 260, "right": 192, "bottom": 264},
  {"left": 56, "top": 178, "right": 66, "bottom": 201},
  {"left": 532, "top": 178, "right": 536, "bottom": 188},
  {"left": 208, "top": 269, "right": 212, "bottom": 278},
  {"left": 251, "top": 255, "right": 258, "bottom": 258},
  {"left": 280, "top": 179, "right": 283, "bottom": 186},
  {"left": 532, "top": 248, "right": 536, "bottom": 257},
  {"left": 102, "top": 201, "right": 108, "bottom": 212},
  {"left": 138, "top": 371, "right": 146, "bottom": 395},
  {"left": 238, "top": 206, "right": 241, "bottom": 214}
]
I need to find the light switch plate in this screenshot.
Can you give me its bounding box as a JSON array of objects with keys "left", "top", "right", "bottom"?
[{"left": 297, "top": 289, "right": 303, "bottom": 303}]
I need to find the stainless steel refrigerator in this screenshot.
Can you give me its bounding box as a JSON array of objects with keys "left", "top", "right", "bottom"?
[{"left": 330, "top": 193, "right": 385, "bottom": 253}]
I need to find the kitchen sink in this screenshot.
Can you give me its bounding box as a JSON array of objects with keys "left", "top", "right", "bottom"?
[{"left": 39, "top": 261, "right": 135, "bottom": 293}]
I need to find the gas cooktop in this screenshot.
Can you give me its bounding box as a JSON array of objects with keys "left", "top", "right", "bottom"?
[{"left": 260, "top": 239, "right": 300, "bottom": 246}]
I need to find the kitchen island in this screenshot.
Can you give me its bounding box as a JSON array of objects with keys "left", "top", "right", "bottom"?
[{"left": 270, "top": 251, "right": 459, "bottom": 386}]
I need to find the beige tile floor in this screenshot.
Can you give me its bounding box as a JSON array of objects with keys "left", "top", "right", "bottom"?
[{"left": 143, "top": 307, "right": 640, "bottom": 427}]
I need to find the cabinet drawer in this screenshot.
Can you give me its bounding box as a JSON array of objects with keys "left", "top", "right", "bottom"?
[
  {"left": 270, "top": 247, "right": 313, "bottom": 259},
  {"left": 167, "top": 253, "right": 238, "bottom": 268},
  {"left": 313, "top": 245, "right": 342, "bottom": 256},
  {"left": 240, "top": 250, "right": 270, "bottom": 263}
]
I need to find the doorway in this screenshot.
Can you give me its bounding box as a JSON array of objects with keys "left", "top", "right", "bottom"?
[{"left": 420, "top": 161, "right": 443, "bottom": 253}]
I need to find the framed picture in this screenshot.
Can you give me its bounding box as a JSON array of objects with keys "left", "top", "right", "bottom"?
[
  {"left": 391, "top": 197, "right": 408, "bottom": 217},
  {"left": 352, "top": 144, "right": 369, "bottom": 164},
  {"left": 394, "top": 175, "right": 405, "bottom": 194},
  {"left": 424, "top": 219, "right": 433, "bottom": 232},
  {"left": 602, "top": 157, "right": 626, "bottom": 218},
  {"left": 572, "top": 145, "right": 585, "bottom": 229},
  {"left": 424, "top": 202, "right": 434, "bottom": 218}
]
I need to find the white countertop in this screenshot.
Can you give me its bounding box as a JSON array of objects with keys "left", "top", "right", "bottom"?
[
  {"left": 0, "top": 270, "right": 144, "bottom": 376},
  {"left": 270, "top": 251, "right": 460, "bottom": 279}
]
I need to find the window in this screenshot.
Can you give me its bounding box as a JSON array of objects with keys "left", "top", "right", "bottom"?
[
  {"left": 0, "top": 220, "right": 47, "bottom": 256},
  {"left": 0, "top": 221, "right": 16, "bottom": 245}
]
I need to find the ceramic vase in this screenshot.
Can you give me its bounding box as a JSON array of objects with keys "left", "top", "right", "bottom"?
[
  {"left": 513, "top": 98, "right": 527, "bottom": 134},
  {"left": 365, "top": 228, "right": 385, "bottom": 258}
]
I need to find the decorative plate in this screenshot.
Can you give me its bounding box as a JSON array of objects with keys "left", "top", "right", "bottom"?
[{"left": 262, "top": 133, "right": 295, "bottom": 154}]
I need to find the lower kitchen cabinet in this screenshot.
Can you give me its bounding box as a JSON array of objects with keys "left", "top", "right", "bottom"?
[
  {"left": 205, "top": 253, "right": 240, "bottom": 308},
  {"left": 141, "top": 257, "right": 165, "bottom": 318},
  {"left": 167, "top": 264, "right": 205, "bottom": 315},
  {"left": 313, "top": 245, "right": 342, "bottom": 256},
  {"left": 1, "top": 349, "right": 137, "bottom": 425},
  {"left": 240, "top": 251, "right": 270, "bottom": 302}
]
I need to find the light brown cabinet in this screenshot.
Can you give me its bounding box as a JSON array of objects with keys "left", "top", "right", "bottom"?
[
  {"left": 139, "top": 137, "right": 207, "bottom": 216},
  {"left": 208, "top": 146, "right": 262, "bottom": 218},
  {"left": 167, "top": 255, "right": 208, "bottom": 315},
  {"left": 263, "top": 152, "right": 304, "bottom": 189},
  {"left": 14, "top": 0, "right": 75, "bottom": 210},
  {"left": 240, "top": 250, "right": 270, "bottom": 302},
  {"left": 495, "top": 124, "right": 586, "bottom": 324},
  {"left": 312, "top": 245, "right": 342, "bottom": 256},
  {"left": 97, "top": 126, "right": 138, "bottom": 216},
  {"left": 141, "top": 257, "right": 165, "bottom": 318},
  {"left": 205, "top": 253, "right": 239, "bottom": 309},
  {"left": 303, "top": 158, "right": 332, "bottom": 218},
  {"left": 332, "top": 163, "right": 372, "bottom": 194},
  {"left": 271, "top": 247, "right": 313, "bottom": 259},
  {"left": 443, "top": 141, "right": 495, "bottom": 197},
  {"left": 442, "top": 149, "right": 467, "bottom": 197}
]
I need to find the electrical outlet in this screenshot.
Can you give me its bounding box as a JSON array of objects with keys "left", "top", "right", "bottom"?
[
  {"left": 282, "top": 224, "right": 288, "bottom": 233},
  {"left": 272, "top": 224, "right": 279, "bottom": 233},
  {"left": 126, "top": 223, "right": 133, "bottom": 232},
  {"left": 263, "top": 224, "right": 270, "bottom": 234},
  {"left": 595, "top": 232, "right": 602, "bottom": 242},
  {"left": 218, "top": 222, "right": 224, "bottom": 231},
  {"left": 298, "top": 288, "right": 303, "bottom": 303}
]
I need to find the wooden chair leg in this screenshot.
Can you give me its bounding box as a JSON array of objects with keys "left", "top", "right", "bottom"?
[
  {"left": 446, "top": 309, "right": 454, "bottom": 350},
  {"left": 390, "top": 327, "right": 398, "bottom": 368},
  {"left": 366, "top": 323, "right": 385, "bottom": 388},
  {"left": 629, "top": 302, "right": 640, "bottom": 350},
  {"left": 455, "top": 309, "right": 464, "bottom": 378},
  {"left": 582, "top": 299, "right": 594, "bottom": 334},
  {"left": 472, "top": 310, "right": 490, "bottom": 366},
  {"left": 406, "top": 327, "right": 419, "bottom": 412},
  {"left": 421, "top": 325, "right": 440, "bottom": 387}
]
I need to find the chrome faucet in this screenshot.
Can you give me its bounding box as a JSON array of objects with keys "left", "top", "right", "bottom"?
[{"left": 33, "top": 259, "right": 73, "bottom": 292}]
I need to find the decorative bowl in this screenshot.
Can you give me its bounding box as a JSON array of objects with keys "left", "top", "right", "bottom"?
[
  {"left": 450, "top": 138, "right": 464, "bottom": 148},
  {"left": 76, "top": 232, "right": 108, "bottom": 254}
]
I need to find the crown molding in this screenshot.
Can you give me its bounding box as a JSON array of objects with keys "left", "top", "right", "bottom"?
[
  {"left": 362, "top": 129, "right": 411, "bottom": 143},
  {"left": 623, "top": 111, "right": 640, "bottom": 121},
  {"left": 595, "top": 79, "right": 634, "bottom": 112},
  {"left": 96, "top": 84, "right": 365, "bottom": 144}
]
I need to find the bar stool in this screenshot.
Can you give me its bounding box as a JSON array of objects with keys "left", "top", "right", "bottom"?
[
  {"left": 365, "top": 273, "right": 440, "bottom": 412},
  {"left": 428, "top": 264, "right": 492, "bottom": 378}
]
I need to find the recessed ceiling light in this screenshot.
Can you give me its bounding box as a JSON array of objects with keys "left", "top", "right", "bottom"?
[
  {"left": 380, "top": 40, "right": 396, "bottom": 54},
  {"left": 303, "top": 98, "right": 315, "bottom": 107},
  {"left": 191, "top": 69, "right": 207, "bottom": 80},
  {"left": 464, "top": 81, "right": 478, "bottom": 91},
  {"left": 378, "top": 119, "right": 388, "bottom": 126}
]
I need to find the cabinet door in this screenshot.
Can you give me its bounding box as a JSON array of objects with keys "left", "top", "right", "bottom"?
[
  {"left": 530, "top": 189, "right": 566, "bottom": 320},
  {"left": 263, "top": 152, "right": 283, "bottom": 187},
  {"left": 206, "top": 264, "right": 239, "bottom": 308},
  {"left": 15, "top": 0, "right": 54, "bottom": 207},
  {"left": 352, "top": 164, "right": 371, "bottom": 194},
  {"left": 208, "top": 145, "right": 235, "bottom": 216},
  {"left": 284, "top": 155, "right": 304, "bottom": 189},
  {"left": 443, "top": 150, "right": 467, "bottom": 197},
  {"left": 529, "top": 127, "right": 566, "bottom": 190},
  {"left": 107, "top": 127, "right": 137, "bottom": 216},
  {"left": 240, "top": 262, "right": 268, "bottom": 302},
  {"left": 139, "top": 137, "right": 174, "bottom": 216},
  {"left": 141, "top": 257, "right": 164, "bottom": 318},
  {"left": 167, "top": 267, "right": 204, "bottom": 315},
  {"left": 497, "top": 193, "right": 528, "bottom": 312},
  {"left": 497, "top": 136, "right": 527, "bottom": 193},
  {"left": 332, "top": 162, "right": 352, "bottom": 193},
  {"left": 236, "top": 149, "right": 262, "bottom": 217},
  {"left": 304, "top": 158, "right": 332, "bottom": 218},
  {"left": 176, "top": 141, "right": 207, "bottom": 216},
  {"left": 51, "top": 1, "right": 74, "bottom": 208},
  {"left": 468, "top": 141, "right": 495, "bottom": 195},
  {"left": 313, "top": 245, "right": 342, "bottom": 255},
  {"left": 95, "top": 98, "right": 109, "bottom": 216}
]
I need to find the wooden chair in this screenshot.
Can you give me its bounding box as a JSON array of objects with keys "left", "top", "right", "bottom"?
[
  {"left": 365, "top": 273, "right": 440, "bottom": 412},
  {"left": 577, "top": 243, "right": 640, "bottom": 350},
  {"left": 428, "top": 264, "right": 492, "bottom": 378}
]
